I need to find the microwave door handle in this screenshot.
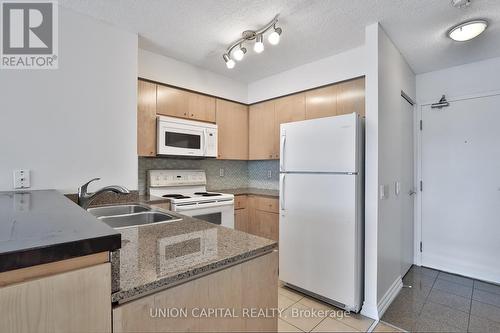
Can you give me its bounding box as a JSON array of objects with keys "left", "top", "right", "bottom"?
[{"left": 203, "top": 129, "right": 208, "bottom": 155}]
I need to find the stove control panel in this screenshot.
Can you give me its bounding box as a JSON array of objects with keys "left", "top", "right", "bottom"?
[{"left": 148, "top": 170, "right": 207, "bottom": 187}]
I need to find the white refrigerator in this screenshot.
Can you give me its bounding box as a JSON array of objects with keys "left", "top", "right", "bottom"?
[{"left": 279, "top": 113, "right": 363, "bottom": 312}]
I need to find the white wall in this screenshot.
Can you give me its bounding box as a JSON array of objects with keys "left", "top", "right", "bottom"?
[
  {"left": 138, "top": 49, "right": 248, "bottom": 103},
  {"left": 362, "top": 23, "right": 416, "bottom": 319},
  {"left": 247, "top": 46, "right": 366, "bottom": 103},
  {"left": 417, "top": 56, "right": 500, "bottom": 103},
  {"left": 0, "top": 7, "right": 138, "bottom": 193}
]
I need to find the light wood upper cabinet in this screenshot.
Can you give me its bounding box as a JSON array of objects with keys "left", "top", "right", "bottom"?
[
  {"left": 336, "top": 77, "right": 365, "bottom": 116},
  {"left": 305, "top": 84, "right": 338, "bottom": 120},
  {"left": 189, "top": 94, "right": 216, "bottom": 122},
  {"left": 137, "top": 80, "right": 157, "bottom": 157},
  {"left": 216, "top": 99, "right": 248, "bottom": 160},
  {"left": 156, "top": 84, "right": 190, "bottom": 118},
  {"left": 157, "top": 85, "right": 216, "bottom": 122},
  {"left": 274, "top": 93, "right": 306, "bottom": 157},
  {"left": 249, "top": 101, "right": 276, "bottom": 160}
]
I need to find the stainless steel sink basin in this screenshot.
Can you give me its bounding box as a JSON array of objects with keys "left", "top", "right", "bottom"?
[
  {"left": 98, "top": 211, "right": 181, "bottom": 229},
  {"left": 88, "top": 204, "right": 151, "bottom": 218}
]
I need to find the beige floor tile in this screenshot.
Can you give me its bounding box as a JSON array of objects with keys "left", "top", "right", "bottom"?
[
  {"left": 336, "top": 312, "right": 374, "bottom": 331},
  {"left": 280, "top": 302, "right": 327, "bottom": 332},
  {"left": 312, "top": 317, "right": 360, "bottom": 332},
  {"left": 279, "top": 294, "right": 299, "bottom": 310},
  {"left": 279, "top": 286, "right": 305, "bottom": 302},
  {"left": 298, "top": 296, "right": 333, "bottom": 310},
  {"left": 373, "top": 321, "right": 404, "bottom": 332},
  {"left": 278, "top": 318, "right": 304, "bottom": 332}
]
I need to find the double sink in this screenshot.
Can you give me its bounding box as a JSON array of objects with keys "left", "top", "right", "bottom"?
[{"left": 88, "top": 204, "right": 181, "bottom": 229}]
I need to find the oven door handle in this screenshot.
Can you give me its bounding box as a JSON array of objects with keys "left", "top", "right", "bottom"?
[{"left": 174, "top": 200, "right": 234, "bottom": 211}]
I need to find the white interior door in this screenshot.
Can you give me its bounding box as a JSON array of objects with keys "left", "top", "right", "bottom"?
[
  {"left": 420, "top": 94, "right": 500, "bottom": 283},
  {"left": 279, "top": 173, "right": 361, "bottom": 310},
  {"left": 401, "top": 97, "right": 415, "bottom": 276}
]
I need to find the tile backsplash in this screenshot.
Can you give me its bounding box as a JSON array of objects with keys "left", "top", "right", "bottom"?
[
  {"left": 138, "top": 157, "right": 279, "bottom": 194},
  {"left": 248, "top": 160, "right": 279, "bottom": 190}
]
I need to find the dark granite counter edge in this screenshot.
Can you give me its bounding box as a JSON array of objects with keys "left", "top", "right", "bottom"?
[
  {"left": 215, "top": 188, "right": 279, "bottom": 198},
  {"left": 0, "top": 233, "right": 121, "bottom": 272},
  {"left": 112, "top": 243, "right": 277, "bottom": 304}
]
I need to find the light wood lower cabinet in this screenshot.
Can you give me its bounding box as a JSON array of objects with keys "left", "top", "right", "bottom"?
[
  {"left": 112, "top": 251, "right": 278, "bottom": 333},
  {"left": 0, "top": 263, "right": 112, "bottom": 333},
  {"left": 234, "top": 195, "right": 279, "bottom": 242},
  {"left": 216, "top": 99, "right": 249, "bottom": 160}
]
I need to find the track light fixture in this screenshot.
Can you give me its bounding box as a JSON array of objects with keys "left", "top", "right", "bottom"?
[
  {"left": 222, "top": 15, "right": 282, "bottom": 69},
  {"left": 233, "top": 45, "right": 247, "bottom": 61},
  {"left": 222, "top": 53, "right": 235, "bottom": 69},
  {"left": 254, "top": 34, "right": 264, "bottom": 53}
]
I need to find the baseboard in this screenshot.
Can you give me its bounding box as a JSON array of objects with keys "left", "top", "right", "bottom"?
[
  {"left": 377, "top": 276, "right": 403, "bottom": 318},
  {"left": 361, "top": 301, "right": 380, "bottom": 320}
]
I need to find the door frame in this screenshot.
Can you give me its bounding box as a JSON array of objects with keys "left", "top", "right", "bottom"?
[
  {"left": 415, "top": 89, "right": 500, "bottom": 267},
  {"left": 400, "top": 91, "right": 418, "bottom": 271}
]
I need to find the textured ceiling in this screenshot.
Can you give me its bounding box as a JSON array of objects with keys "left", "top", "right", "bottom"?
[{"left": 60, "top": 0, "right": 500, "bottom": 82}]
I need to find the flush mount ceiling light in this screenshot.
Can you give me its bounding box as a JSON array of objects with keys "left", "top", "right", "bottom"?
[
  {"left": 448, "top": 19, "right": 488, "bottom": 41},
  {"left": 222, "top": 15, "right": 282, "bottom": 69}
]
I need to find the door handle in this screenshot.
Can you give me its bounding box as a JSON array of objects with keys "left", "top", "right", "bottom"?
[
  {"left": 203, "top": 129, "right": 208, "bottom": 155},
  {"left": 280, "top": 132, "right": 286, "bottom": 172},
  {"left": 280, "top": 174, "right": 286, "bottom": 211},
  {"left": 409, "top": 190, "right": 416, "bottom": 196}
]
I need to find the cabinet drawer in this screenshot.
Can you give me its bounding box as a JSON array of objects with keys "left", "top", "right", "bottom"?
[
  {"left": 234, "top": 195, "right": 247, "bottom": 210},
  {"left": 253, "top": 196, "right": 279, "bottom": 213}
]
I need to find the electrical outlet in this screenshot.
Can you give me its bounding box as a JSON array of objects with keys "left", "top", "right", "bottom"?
[
  {"left": 13, "top": 169, "right": 30, "bottom": 189},
  {"left": 267, "top": 170, "right": 272, "bottom": 179},
  {"left": 219, "top": 168, "right": 224, "bottom": 177}
]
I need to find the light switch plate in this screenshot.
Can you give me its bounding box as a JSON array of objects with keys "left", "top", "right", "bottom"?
[
  {"left": 267, "top": 170, "right": 272, "bottom": 179},
  {"left": 13, "top": 169, "right": 30, "bottom": 189},
  {"left": 379, "top": 184, "right": 389, "bottom": 200},
  {"left": 219, "top": 168, "right": 224, "bottom": 177}
]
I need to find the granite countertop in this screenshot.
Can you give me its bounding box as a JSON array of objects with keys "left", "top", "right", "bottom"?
[
  {"left": 111, "top": 212, "right": 277, "bottom": 303},
  {"left": 65, "top": 190, "right": 170, "bottom": 207},
  {"left": 0, "top": 190, "right": 121, "bottom": 273},
  {"left": 215, "top": 187, "right": 279, "bottom": 198}
]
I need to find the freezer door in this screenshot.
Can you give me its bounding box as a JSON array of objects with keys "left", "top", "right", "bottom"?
[
  {"left": 279, "top": 173, "right": 362, "bottom": 310},
  {"left": 280, "top": 113, "right": 358, "bottom": 173}
]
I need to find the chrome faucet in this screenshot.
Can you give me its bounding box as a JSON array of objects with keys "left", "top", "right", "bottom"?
[{"left": 77, "top": 178, "right": 130, "bottom": 209}]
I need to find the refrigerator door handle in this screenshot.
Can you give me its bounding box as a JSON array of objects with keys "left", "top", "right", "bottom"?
[
  {"left": 280, "top": 173, "right": 286, "bottom": 211},
  {"left": 280, "top": 131, "right": 286, "bottom": 172}
]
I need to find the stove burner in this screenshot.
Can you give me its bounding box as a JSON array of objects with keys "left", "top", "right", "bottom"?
[
  {"left": 162, "top": 194, "right": 191, "bottom": 199},
  {"left": 194, "top": 192, "right": 222, "bottom": 197}
]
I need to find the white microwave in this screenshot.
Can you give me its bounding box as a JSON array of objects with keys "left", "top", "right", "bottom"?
[{"left": 157, "top": 116, "right": 217, "bottom": 157}]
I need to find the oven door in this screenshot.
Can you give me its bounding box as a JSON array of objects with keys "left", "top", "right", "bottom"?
[
  {"left": 173, "top": 200, "right": 234, "bottom": 229},
  {"left": 157, "top": 121, "right": 205, "bottom": 157}
]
